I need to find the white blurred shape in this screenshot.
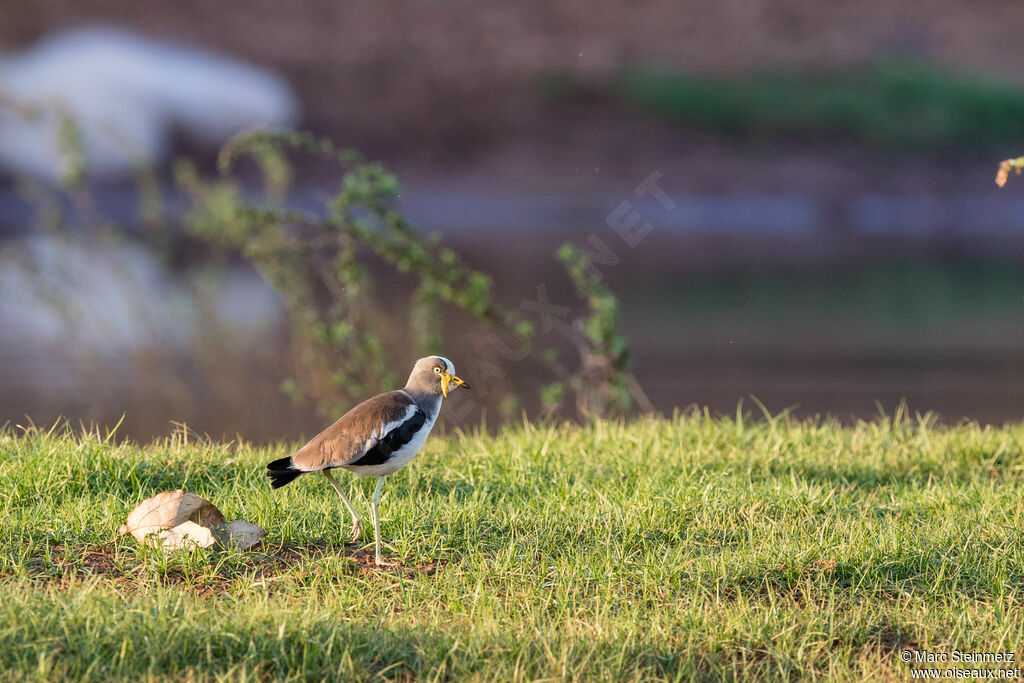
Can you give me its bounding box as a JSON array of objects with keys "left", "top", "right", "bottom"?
[
  {"left": 0, "top": 237, "right": 282, "bottom": 356},
  {"left": 0, "top": 27, "right": 299, "bottom": 182},
  {"left": 0, "top": 237, "right": 283, "bottom": 399},
  {"left": 0, "top": 237, "right": 193, "bottom": 355}
]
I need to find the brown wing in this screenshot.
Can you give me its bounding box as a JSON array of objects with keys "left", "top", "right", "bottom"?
[{"left": 289, "top": 391, "right": 416, "bottom": 471}]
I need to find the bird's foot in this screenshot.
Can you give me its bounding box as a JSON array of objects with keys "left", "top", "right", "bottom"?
[
  {"left": 374, "top": 555, "right": 396, "bottom": 567},
  {"left": 349, "top": 521, "right": 362, "bottom": 544}
]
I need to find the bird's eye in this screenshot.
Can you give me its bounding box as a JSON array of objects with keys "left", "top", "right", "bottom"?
[{"left": 434, "top": 367, "right": 442, "bottom": 374}]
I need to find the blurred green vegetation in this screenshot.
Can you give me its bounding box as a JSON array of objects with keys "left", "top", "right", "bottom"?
[
  {"left": 179, "top": 130, "right": 647, "bottom": 421},
  {"left": 3, "top": 107, "right": 652, "bottom": 424},
  {"left": 541, "top": 60, "right": 1024, "bottom": 150}
]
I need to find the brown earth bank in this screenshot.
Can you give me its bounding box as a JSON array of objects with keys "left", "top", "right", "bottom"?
[
  {"left": 3, "top": 0, "right": 1024, "bottom": 179},
  {"left": 1, "top": 1, "right": 1021, "bottom": 231},
  {"left": 8, "top": 1, "right": 1024, "bottom": 127}
]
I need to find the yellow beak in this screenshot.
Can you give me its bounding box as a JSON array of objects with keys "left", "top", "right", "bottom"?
[{"left": 441, "top": 373, "right": 470, "bottom": 398}]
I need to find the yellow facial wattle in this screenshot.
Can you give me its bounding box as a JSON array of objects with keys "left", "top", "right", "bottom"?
[{"left": 440, "top": 372, "right": 470, "bottom": 398}]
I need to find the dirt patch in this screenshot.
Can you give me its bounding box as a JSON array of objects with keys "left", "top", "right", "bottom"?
[
  {"left": 79, "top": 547, "right": 124, "bottom": 577},
  {"left": 865, "top": 620, "right": 921, "bottom": 659},
  {"left": 261, "top": 540, "right": 449, "bottom": 579},
  {"left": 11, "top": 542, "right": 448, "bottom": 596}
]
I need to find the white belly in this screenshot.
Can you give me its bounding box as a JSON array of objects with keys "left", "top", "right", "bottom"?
[{"left": 341, "top": 410, "right": 437, "bottom": 478}]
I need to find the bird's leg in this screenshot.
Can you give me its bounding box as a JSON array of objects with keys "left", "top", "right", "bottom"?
[
  {"left": 371, "top": 475, "right": 391, "bottom": 566},
  {"left": 322, "top": 469, "right": 362, "bottom": 543}
]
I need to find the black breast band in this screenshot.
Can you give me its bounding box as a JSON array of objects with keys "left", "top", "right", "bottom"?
[{"left": 347, "top": 409, "right": 427, "bottom": 467}]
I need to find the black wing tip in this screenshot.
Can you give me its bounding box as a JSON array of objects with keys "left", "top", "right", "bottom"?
[
  {"left": 266, "top": 456, "right": 302, "bottom": 488},
  {"left": 267, "top": 455, "right": 293, "bottom": 471},
  {"left": 267, "top": 467, "right": 302, "bottom": 489}
]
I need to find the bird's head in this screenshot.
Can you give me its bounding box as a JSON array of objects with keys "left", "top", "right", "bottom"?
[{"left": 407, "top": 356, "right": 471, "bottom": 398}]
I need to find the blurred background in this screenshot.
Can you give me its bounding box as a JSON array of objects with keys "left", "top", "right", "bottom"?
[{"left": 2, "top": 1, "right": 1024, "bottom": 441}]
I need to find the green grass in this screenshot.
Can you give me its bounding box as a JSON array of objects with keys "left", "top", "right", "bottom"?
[
  {"left": 541, "top": 60, "right": 1024, "bottom": 150},
  {"left": 2, "top": 414, "right": 1023, "bottom": 680}
]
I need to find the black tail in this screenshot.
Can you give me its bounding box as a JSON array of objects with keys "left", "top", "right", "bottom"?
[{"left": 266, "top": 456, "right": 303, "bottom": 489}]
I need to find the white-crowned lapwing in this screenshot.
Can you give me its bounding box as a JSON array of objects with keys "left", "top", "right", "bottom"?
[{"left": 267, "top": 356, "right": 469, "bottom": 565}]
